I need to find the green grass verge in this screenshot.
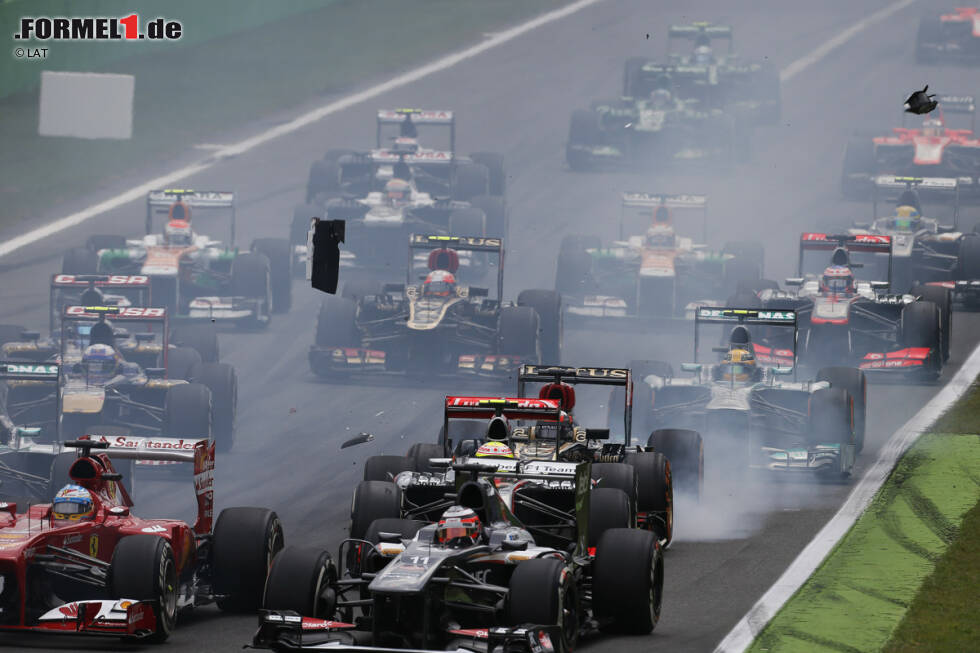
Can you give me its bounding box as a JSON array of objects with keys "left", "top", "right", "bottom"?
[
  {"left": 748, "top": 431, "right": 980, "bottom": 653},
  {"left": 0, "top": 0, "right": 570, "bottom": 235}
]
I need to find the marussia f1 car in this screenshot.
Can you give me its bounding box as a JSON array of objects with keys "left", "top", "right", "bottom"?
[
  {"left": 623, "top": 22, "right": 781, "bottom": 125},
  {"left": 633, "top": 307, "right": 867, "bottom": 476},
  {"left": 841, "top": 96, "right": 980, "bottom": 199},
  {"left": 0, "top": 437, "right": 283, "bottom": 642},
  {"left": 744, "top": 233, "right": 950, "bottom": 381},
  {"left": 0, "top": 304, "right": 238, "bottom": 450},
  {"left": 254, "top": 446, "right": 663, "bottom": 652},
  {"left": 292, "top": 109, "right": 506, "bottom": 273},
  {"left": 916, "top": 7, "right": 980, "bottom": 64},
  {"left": 849, "top": 176, "right": 980, "bottom": 300},
  {"left": 63, "top": 189, "right": 293, "bottom": 328},
  {"left": 309, "top": 235, "right": 561, "bottom": 379},
  {"left": 557, "top": 192, "right": 763, "bottom": 325},
  {"left": 566, "top": 69, "right": 746, "bottom": 171}
]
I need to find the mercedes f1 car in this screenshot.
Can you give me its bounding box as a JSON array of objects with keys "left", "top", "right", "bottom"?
[
  {"left": 254, "top": 452, "right": 663, "bottom": 652},
  {"left": 63, "top": 190, "right": 292, "bottom": 328},
  {"left": 309, "top": 235, "right": 561, "bottom": 379},
  {"left": 916, "top": 7, "right": 980, "bottom": 64},
  {"left": 293, "top": 109, "right": 506, "bottom": 273},
  {"left": 841, "top": 96, "right": 980, "bottom": 199},
  {"left": 0, "top": 437, "right": 282, "bottom": 642},
  {"left": 623, "top": 22, "right": 781, "bottom": 125},
  {"left": 557, "top": 192, "right": 763, "bottom": 325},
  {"left": 746, "top": 234, "right": 950, "bottom": 381},
  {"left": 634, "top": 307, "right": 866, "bottom": 476}
]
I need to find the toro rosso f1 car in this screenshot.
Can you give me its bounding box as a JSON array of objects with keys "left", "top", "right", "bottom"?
[
  {"left": 635, "top": 307, "right": 866, "bottom": 476},
  {"left": 254, "top": 449, "right": 663, "bottom": 652},
  {"left": 309, "top": 235, "right": 561, "bottom": 379},
  {"left": 0, "top": 437, "right": 282, "bottom": 642},
  {"left": 557, "top": 192, "right": 763, "bottom": 325}
]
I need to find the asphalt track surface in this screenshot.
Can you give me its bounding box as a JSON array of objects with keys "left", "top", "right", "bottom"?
[{"left": 1, "top": 1, "right": 979, "bottom": 651}]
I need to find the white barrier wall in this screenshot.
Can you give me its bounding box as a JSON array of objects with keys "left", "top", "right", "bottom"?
[{"left": 38, "top": 71, "right": 134, "bottom": 139}]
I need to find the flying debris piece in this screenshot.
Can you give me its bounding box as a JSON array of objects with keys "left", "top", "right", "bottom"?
[
  {"left": 307, "top": 217, "right": 345, "bottom": 294},
  {"left": 341, "top": 432, "right": 375, "bottom": 449},
  {"left": 904, "top": 85, "right": 938, "bottom": 115}
]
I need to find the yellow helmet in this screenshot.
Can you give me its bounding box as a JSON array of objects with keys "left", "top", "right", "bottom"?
[
  {"left": 726, "top": 348, "right": 755, "bottom": 365},
  {"left": 720, "top": 348, "right": 755, "bottom": 382}
]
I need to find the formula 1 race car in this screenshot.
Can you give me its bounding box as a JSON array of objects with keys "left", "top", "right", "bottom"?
[
  {"left": 841, "top": 96, "right": 980, "bottom": 198},
  {"left": 916, "top": 7, "right": 980, "bottom": 64},
  {"left": 255, "top": 455, "right": 663, "bottom": 653},
  {"left": 557, "top": 193, "right": 763, "bottom": 325},
  {"left": 63, "top": 190, "right": 292, "bottom": 327},
  {"left": 566, "top": 72, "right": 746, "bottom": 171},
  {"left": 293, "top": 109, "right": 506, "bottom": 273},
  {"left": 623, "top": 22, "right": 781, "bottom": 125},
  {"left": 747, "top": 234, "right": 950, "bottom": 381},
  {"left": 0, "top": 305, "right": 238, "bottom": 450},
  {"left": 634, "top": 307, "right": 866, "bottom": 476},
  {"left": 309, "top": 234, "right": 561, "bottom": 379},
  {"left": 849, "top": 176, "right": 978, "bottom": 296},
  {"left": 0, "top": 437, "right": 282, "bottom": 642}
]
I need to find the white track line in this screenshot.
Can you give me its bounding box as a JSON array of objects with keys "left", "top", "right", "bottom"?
[
  {"left": 0, "top": 0, "right": 603, "bottom": 259},
  {"left": 716, "top": 1, "right": 929, "bottom": 651}
]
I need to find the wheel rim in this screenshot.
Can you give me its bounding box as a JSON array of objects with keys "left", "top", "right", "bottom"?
[
  {"left": 159, "top": 554, "right": 178, "bottom": 626},
  {"left": 266, "top": 519, "right": 284, "bottom": 573}
]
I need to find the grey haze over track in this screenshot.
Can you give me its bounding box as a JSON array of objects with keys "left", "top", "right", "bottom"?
[{"left": 2, "top": 1, "right": 978, "bottom": 651}]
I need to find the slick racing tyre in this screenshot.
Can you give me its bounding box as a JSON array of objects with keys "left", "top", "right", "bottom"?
[
  {"left": 252, "top": 238, "right": 293, "bottom": 314},
  {"left": 407, "top": 442, "right": 448, "bottom": 473},
  {"left": 452, "top": 162, "right": 490, "bottom": 201},
  {"left": 624, "top": 451, "right": 673, "bottom": 545},
  {"left": 470, "top": 152, "right": 506, "bottom": 197},
  {"left": 911, "top": 284, "right": 952, "bottom": 364},
  {"left": 362, "top": 455, "right": 415, "bottom": 482},
  {"left": 349, "top": 480, "right": 402, "bottom": 540},
  {"left": 231, "top": 252, "right": 272, "bottom": 326},
  {"left": 588, "top": 487, "right": 632, "bottom": 547},
  {"left": 555, "top": 234, "right": 597, "bottom": 295},
  {"left": 110, "top": 535, "right": 179, "bottom": 642},
  {"left": 170, "top": 323, "right": 220, "bottom": 363},
  {"left": 213, "top": 507, "right": 285, "bottom": 611},
  {"left": 189, "top": 362, "right": 238, "bottom": 453},
  {"left": 901, "top": 300, "right": 942, "bottom": 376},
  {"left": 263, "top": 546, "right": 337, "bottom": 619},
  {"left": 648, "top": 428, "right": 703, "bottom": 501},
  {"left": 166, "top": 346, "right": 202, "bottom": 381},
  {"left": 62, "top": 247, "right": 98, "bottom": 275},
  {"left": 497, "top": 306, "right": 540, "bottom": 360},
  {"left": 162, "top": 382, "right": 212, "bottom": 439},
  {"left": 507, "top": 557, "right": 578, "bottom": 652},
  {"left": 591, "top": 462, "right": 637, "bottom": 519},
  {"left": 807, "top": 387, "right": 854, "bottom": 475},
  {"left": 315, "top": 296, "right": 359, "bottom": 349},
  {"left": 816, "top": 367, "right": 867, "bottom": 453},
  {"left": 517, "top": 289, "right": 562, "bottom": 365},
  {"left": 593, "top": 528, "right": 663, "bottom": 634}
]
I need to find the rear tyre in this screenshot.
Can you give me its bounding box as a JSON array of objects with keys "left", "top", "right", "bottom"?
[
  {"left": 452, "top": 163, "right": 490, "bottom": 201},
  {"left": 816, "top": 367, "right": 867, "bottom": 453},
  {"left": 252, "top": 238, "right": 292, "bottom": 314},
  {"left": 808, "top": 388, "right": 854, "bottom": 475},
  {"left": 362, "top": 455, "right": 414, "bottom": 482},
  {"left": 162, "top": 383, "right": 212, "bottom": 439},
  {"left": 624, "top": 452, "right": 673, "bottom": 544},
  {"left": 314, "top": 296, "right": 359, "bottom": 348},
  {"left": 213, "top": 507, "right": 284, "bottom": 611},
  {"left": 166, "top": 346, "right": 201, "bottom": 381},
  {"left": 469, "top": 152, "right": 506, "bottom": 197},
  {"left": 911, "top": 284, "right": 951, "bottom": 364},
  {"left": 110, "top": 535, "right": 178, "bottom": 642},
  {"left": 591, "top": 462, "right": 637, "bottom": 518},
  {"left": 507, "top": 557, "right": 578, "bottom": 652},
  {"left": 349, "top": 480, "right": 401, "bottom": 540},
  {"left": 593, "top": 528, "right": 663, "bottom": 634},
  {"left": 263, "top": 546, "right": 336, "bottom": 619},
  {"left": 62, "top": 247, "right": 98, "bottom": 275},
  {"left": 497, "top": 306, "right": 539, "bottom": 360},
  {"left": 647, "top": 428, "right": 703, "bottom": 501},
  {"left": 407, "top": 442, "right": 448, "bottom": 473},
  {"left": 170, "top": 324, "right": 220, "bottom": 363},
  {"left": 189, "top": 363, "right": 238, "bottom": 453},
  {"left": 588, "top": 487, "right": 631, "bottom": 547},
  {"left": 555, "top": 234, "right": 596, "bottom": 295},
  {"left": 231, "top": 252, "right": 272, "bottom": 314},
  {"left": 517, "top": 289, "right": 562, "bottom": 365},
  {"left": 901, "top": 300, "right": 941, "bottom": 376}
]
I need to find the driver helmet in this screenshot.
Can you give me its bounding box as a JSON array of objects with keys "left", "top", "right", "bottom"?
[
  {"left": 653, "top": 204, "right": 672, "bottom": 224},
  {"left": 52, "top": 484, "right": 95, "bottom": 522},
  {"left": 649, "top": 88, "right": 673, "bottom": 109},
  {"left": 922, "top": 118, "right": 944, "bottom": 139},
  {"left": 384, "top": 178, "right": 411, "bottom": 207},
  {"left": 80, "top": 343, "right": 119, "bottom": 384},
  {"left": 423, "top": 269, "right": 457, "bottom": 297},
  {"left": 892, "top": 205, "right": 921, "bottom": 231},
  {"left": 646, "top": 225, "right": 676, "bottom": 248},
  {"left": 820, "top": 265, "right": 855, "bottom": 294},
  {"left": 693, "top": 44, "right": 713, "bottom": 65},
  {"left": 720, "top": 347, "right": 755, "bottom": 383},
  {"left": 435, "top": 506, "right": 482, "bottom": 548},
  {"left": 475, "top": 441, "right": 515, "bottom": 459},
  {"left": 164, "top": 219, "right": 193, "bottom": 246}
]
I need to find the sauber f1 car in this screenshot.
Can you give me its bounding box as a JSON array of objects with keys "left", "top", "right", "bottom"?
[
  {"left": 623, "top": 22, "right": 781, "bottom": 125},
  {"left": 841, "top": 96, "right": 980, "bottom": 198},
  {"left": 254, "top": 445, "right": 663, "bottom": 652},
  {"left": 0, "top": 437, "right": 282, "bottom": 642},
  {"left": 309, "top": 235, "right": 561, "bottom": 379},
  {"left": 557, "top": 192, "right": 763, "bottom": 324},
  {"left": 65, "top": 190, "right": 292, "bottom": 327},
  {"left": 917, "top": 7, "right": 980, "bottom": 64},
  {"left": 294, "top": 109, "right": 506, "bottom": 273},
  {"left": 634, "top": 307, "right": 866, "bottom": 476},
  {"left": 748, "top": 234, "right": 949, "bottom": 381}
]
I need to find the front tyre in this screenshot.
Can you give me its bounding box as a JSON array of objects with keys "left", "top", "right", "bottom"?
[{"left": 110, "top": 535, "right": 178, "bottom": 642}]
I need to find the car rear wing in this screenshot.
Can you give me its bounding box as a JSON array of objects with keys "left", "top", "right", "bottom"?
[
  {"left": 937, "top": 95, "right": 975, "bottom": 115},
  {"left": 49, "top": 274, "right": 151, "bottom": 333},
  {"left": 693, "top": 307, "right": 798, "bottom": 371},
  {"left": 668, "top": 22, "right": 734, "bottom": 52},
  {"left": 621, "top": 192, "right": 708, "bottom": 241},
  {"left": 517, "top": 365, "right": 633, "bottom": 443},
  {"left": 408, "top": 234, "right": 505, "bottom": 300},
  {"left": 0, "top": 361, "right": 62, "bottom": 440},
  {"left": 61, "top": 305, "right": 169, "bottom": 369},
  {"left": 368, "top": 149, "right": 455, "bottom": 165},
  {"left": 77, "top": 435, "right": 215, "bottom": 534},
  {"left": 376, "top": 108, "right": 455, "bottom": 152},
  {"left": 799, "top": 233, "right": 893, "bottom": 286},
  {"left": 443, "top": 396, "right": 561, "bottom": 450},
  {"left": 145, "top": 189, "right": 236, "bottom": 244},
  {"left": 872, "top": 176, "right": 960, "bottom": 229}
]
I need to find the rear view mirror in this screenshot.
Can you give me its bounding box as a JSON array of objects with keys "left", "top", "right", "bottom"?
[
  {"left": 784, "top": 278, "right": 804, "bottom": 286},
  {"left": 341, "top": 432, "right": 375, "bottom": 449},
  {"left": 870, "top": 281, "right": 890, "bottom": 290}
]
